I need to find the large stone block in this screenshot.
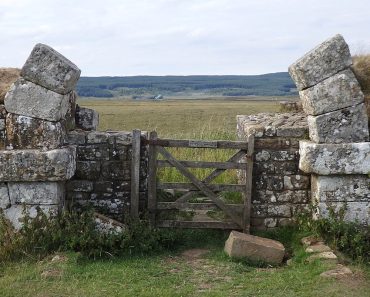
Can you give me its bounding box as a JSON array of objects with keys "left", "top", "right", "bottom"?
[
  {"left": 76, "top": 106, "right": 99, "bottom": 131},
  {"left": 300, "top": 69, "right": 364, "bottom": 115},
  {"left": 6, "top": 113, "right": 65, "bottom": 150},
  {"left": 224, "top": 231, "right": 285, "bottom": 264},
  {"left": 315, "top": 201, "right": 370, "bottom": 225},
  {"left": 0, "top": 146, "right": 76, "bottom": 181},
  {"left": 8, "top": 182, "right": 65, "bottom": 205},
  {"left": 3, "top": 204, "right": 60, "bottom": 229},
  {"left": 0, "top": 183, "right": 10, "bottom": 209},
  {"left": 4, "top": 78, "right": 70, "bottom": 121},
  {"left": 307, "top": 103, "right": 369, "bottom": 143},
  {"left": 21, "top": 43, "right": 81, "bottom": 95},
  {"left": 312, "top": 175, "right": 370, "bottom": 202},
  {"left": 299, "top": 141, "right": 370, "bottom": 174},
  {"left": 289, "top": 34, "right": 352, "bottom": 90}
]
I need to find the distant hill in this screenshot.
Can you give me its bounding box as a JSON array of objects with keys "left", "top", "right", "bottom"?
[{"left": 76, "top": 72, "right": 297, "bottom": 98}]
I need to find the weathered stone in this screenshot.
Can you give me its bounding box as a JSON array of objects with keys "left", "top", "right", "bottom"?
[
  {"left": 276, "top": 190, "right": 309, "bottom": 204},
  {"left": 251, "top": 204, "right": 267, "bottom": 218},
  {"left": 312, "top": 175, "right": 370, "bottom": 202},
  {"left": 255, "top": 150, "right": 270, "bottom": 161},
  {"left": 107, "top": 131, "right": 132, "bottom": 145},
  {"left": 0, "top": 183, "right": 10, "bottom": 209},
  {"left": 109, "top": 145, "right": 129, "bottom": 161},
  {"left": 65, "top": 91, "right": 77, "bottom": 130},
  {"left": 0, "top": 146, "right": 76, "bottom": 181},
  {"left": 65, "top": 130, "right": 87, "bottom": 145},
  {"left": 3, "top": 204, "right": 59, "bottom": 229},
  {"left": 300, "top": 69, "right": 364, "bottom": 115},
  {"left": 283, "top": 175, "right": 310, "bottom": 190},
  {"left": 315, "top": 201, "right": 370, "bottom": 224},
  {"left": 21, "top": 43, "right": 81, "bottom": 95},
  {"left": 66, "top": 180, "right": 93, "bottom": 192},
  {"left": 8, "top": 182, "right": 65, "bottom": 205},
  {"left": 288, "top": 34, "right": 352, "bottom": 90},
  {"left": 0, "top": 119, "right": 5, "bottom": 130},
  {"left": 75, "top": 196, "right": 125, "bottom": 216},
  {"left": 276, "top": 126, "right": 307, "bottom": 138},
  {"left": 306, "top": 251, "right": 337, "bottom": 263},
  {"left": 76, "top": 106, "right": 99, "bottom": 131},
  {"left": 255, "top": 138, "right": 300, "bottom": 150},
  {"left": 274, "top": 162, "right": 298, "bottom": 175},
  {"left": 6, "top": 113, "right": 65, "bottom": 150},
  {"left": 320, "top": 264, "right": 352, "bottom": 278},
  {"left": 305, "top": 244, "right": 331, "bottom": 253},
  {"left": 266, "top": 176, "right": 284, "bottom": 191},
  {"left": 267, "top": 205, "right": 291, "bottom": 217},
  {"left": 224, "top": 231, "right": 285, "bottom": 264},
  {"left": 75, "top": 161, "right": 101, "bottom": 180},
  {"left": 77, "top": 144, "right": 109, "bottom": 161},
  {"left": 299, "top": 141, "right": 370, "bottom": 174},
  {"left": 237, "top": 113, "right": 308, "bottom": 139},
  {"left": 270, "top": 151, "right": 296, "bottom": 161},
  {"left": 101, "top": 161, "right": 130, "bottom": 180},
  {"left": 264, "top": 218, "right": 277, "bottom": 228},
  {"left": 307, "top": 103, "right": 369, "bottom": 143},
  {"left": 87, "top": 131, "right": 109, "bottom": 144},
  {"left": 4, "top": 78, "right": 70, "bottom": 121}
]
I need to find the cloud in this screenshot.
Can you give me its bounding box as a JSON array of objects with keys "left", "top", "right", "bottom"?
[{"left": 0, "top": 0, "right": 369, "bottom": 75}]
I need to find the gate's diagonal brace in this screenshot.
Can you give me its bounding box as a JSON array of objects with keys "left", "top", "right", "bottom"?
[
  {"left": 157, "top": 146, "right": 243, "bottom": 227},
  {"left": 175, "top": 150, "right": 247, "bottom": 204}
]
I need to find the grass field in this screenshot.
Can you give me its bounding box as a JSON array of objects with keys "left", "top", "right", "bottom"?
[
  {"left": 1, "top": 228, "right": 369, "bottom": 297},
  {"left": 79, "top": 98, "right": 280, "bottom": 138}
]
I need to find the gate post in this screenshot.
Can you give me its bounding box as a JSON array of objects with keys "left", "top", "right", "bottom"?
[
  {"left": 243, "top": 134, "right": 254, "bottom": 233},
  {"left": 130, "top": 129, "right": 141, "bottom": 219},
  {"left": 147, "top": 131, "right": 158, "bottom": 226}
]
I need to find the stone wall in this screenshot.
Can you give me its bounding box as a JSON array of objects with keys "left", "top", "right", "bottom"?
[
  {"left": 65, "top": 130, "right": 148, "bottom": 221},
  {"left": 237, "top": 113, "right": 310, "bottom": 229},
  {"left": 0, "top": 44, "right": 149, "bottom": 228},
  {"left": 0, "top": 44, "right": 80, "bottom": 228},
  {"left": 289, "top": 34, "right": 370, "bottom": 224}
]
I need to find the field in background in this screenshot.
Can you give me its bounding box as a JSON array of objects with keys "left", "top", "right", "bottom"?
[
  {"left": 79, "top": 98, "right": 281, "bottom": 138},
  {"left": 80, "top": 98, "right": 281, "bottom": 203}
]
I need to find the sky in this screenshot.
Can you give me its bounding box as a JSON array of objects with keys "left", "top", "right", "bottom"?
[{"left": 0, "top": 0, "right": 369, "bottom": 76}]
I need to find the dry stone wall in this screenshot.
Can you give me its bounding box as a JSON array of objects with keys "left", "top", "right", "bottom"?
[
  {"left": 289, "top": 34, "right": 370, "bottom": 224},
  {"left": 65, "top": 130, "right": 148, "bottom": 221},
  {"left": 237, "top": 113, "right": 310, "bottom": 229}
]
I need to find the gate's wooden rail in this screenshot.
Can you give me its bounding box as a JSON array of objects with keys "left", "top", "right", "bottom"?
[{"left": 141, "top": 131, "right": 254, "bottom": 233}]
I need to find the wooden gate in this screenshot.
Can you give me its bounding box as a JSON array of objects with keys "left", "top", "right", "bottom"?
[{"left": 144, "top": 132, "right": 254, "bottom": 233}]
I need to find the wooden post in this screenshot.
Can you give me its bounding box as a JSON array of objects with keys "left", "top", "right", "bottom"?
[
  {"left": 130, "top": 129, "right": 141, "bottom": 219},
  {"left": 243, "top": 134, "right": 254, "bottom": 233},
  {"left": 147, "top": 131, "right": 158, "bottom": 227}
]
